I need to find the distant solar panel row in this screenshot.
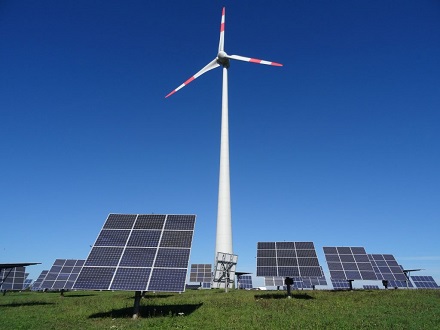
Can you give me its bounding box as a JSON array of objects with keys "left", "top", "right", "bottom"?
[
  {"left": 387, "top": 280, "right": 413, "bottom": 288},
  {"left": 40, "top": 259, "right": 85, "bottom": 290},
  {"left": 0, "top": 267, "right": 25, "bottom": 290},
  {"left": 189, "top": 264, "right": 212, "bottom": 283},
  {"left": 237, "top": 275, "right": 253, "bottom": 289},
  {"left": 411, "top": 276, "right": 439, "bottom": 289},
  {"left": 324, "top": 247, "right": 377, "bottom": 280},
  {"left": 73, "top": 214, "right": 196, "bottom": 292},
  {"left": 331, "top": 278, "right": 351, "bottom": 289},
  {"left": 257, "top": 242, "right": 322, "bottom": 277}
]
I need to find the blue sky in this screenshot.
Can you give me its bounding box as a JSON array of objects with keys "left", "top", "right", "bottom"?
[{"left": 1, "top": 0, "right": 439, "bottom": 287}]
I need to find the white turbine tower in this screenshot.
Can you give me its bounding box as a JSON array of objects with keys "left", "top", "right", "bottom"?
[{"left": 166, "top": 7, "right": 282, "bottom": 279}]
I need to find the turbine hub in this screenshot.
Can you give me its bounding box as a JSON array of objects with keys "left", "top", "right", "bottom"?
[
  {"left": 217, "top": 51, "right": 230, "bottom": 68},
  {"left": 218, "top": 51, "right": 227, "bottom": 59}
]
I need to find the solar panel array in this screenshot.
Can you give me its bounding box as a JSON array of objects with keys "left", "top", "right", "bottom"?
[
  {"left": 189, "top": 264, "right": 212, "bottom": 283},
  {"left": 368, "top": 254, "right": 407, "bottom": 281},
  {"left": 237, "top": 275, "right": 253, "bottom": 289},
  {"left": 23, "top": 279, "right": 33, "bottom": 289},
  {"left": 0, "top": 267, "right": 25, "bottom": 290},
  {"left": 257, "top": 242, "right": 322, "bottom": 277},
  {"left": 363, "top": 285, "right": 380, "bottom": 290},
  {"left": 31, "top": 270, "right": 49, "bottom": 291},
  {"left": 387, "top": 280, "right": 413, "bottom": 288},
  {"left": 324, "top": 247, "right": 377, "bottom": 280},
  {"left": 331, "top": 278, "right": 351, "bottom": 289},
  {"left": 40, "top": 259, "right": 85, "bottom": 290},
  {"left": 73, "top": 214, "right": 196, "bottom": 292},
  {"left": 411, "top": 276, "right": 440, "bottom": 289},
  {"left": 264, "top": 276, "right": 285, "bottom": 287}
]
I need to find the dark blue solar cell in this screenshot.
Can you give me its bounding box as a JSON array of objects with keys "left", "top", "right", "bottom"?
[
  {"left": 296, "top": 250, "right": 317, "bottom": 258},
  {"left": 276, "top": 258, "right": 297, "bottom": 267},
  {"left": 53, "top": 281, "right": 65, "bottom": 289},
  {"left": 278, "top": 267, "right": 300, "bottom": 277},
  {"left": 134, "top": 214, "right": 166, "bottom": 229},
  {"left": 276, "top": 242, "right": 295, "bottom": 249},
  {"left": 298, "top": 258, "right": 319, "bottom": 267},
  {"left": 148, "top": 268, "right": 187, "bottom": 292},
  {"left": 300, "top": 267, "right": 322, "bottom": 277},
  {"left": 64, "top": 260, "right": 76, "bottom": 267},
  {"left": 330, "top": 271, "right": 346, "bottom": 279},
  {"left": 345, "top": 271, "right": 361, "bottom": 280},
  {"left": 72, "top": 267, "right": 82, "bottom": 273},
  {"left": 44, "top": 273, "right": 58, "bottom": 281},
  {"left": 359, "top": 271, "right": 377, "bottom": 280},
  {"left": 328, "top": 263, "right": 343, "bottom": 271},
  {"left": 110, "top": 268, "right": 151, "bottom": 291},
  {"left": 74, "top": 267, "right": 115, "bottom": 290},
  {"left": 104, "top": 214, "right": 137, "bottom": 229},
  {"left": 154, "top": 249, "right": 190, "bottom": 268},
  {"left": 295, "top": 242, "right": 314, "bottom": 249},
  {"left": 257, "top": 249, "right": 276, "bottom": 258},
  {"left": 49, "top": 265, "right": 62, "bottom": 273},
  {"left": 276, "top": 249, "right": 295, "bottom": 258},
  {"left": 340, "top": 255, "right": 355, "bottom": 263},
  {"left": 68, "top": 273, "right": 79, "bottom": 281},
  {"left": 76, "top": 260, "right": 85, "bottom": 267},
  {"left": 127, "top": 230, "right": 161, "bottom": 247},
  {"left": 160, "top": 230, "right": 194, "bottom": 248},
  {"left": 257, "top": 266, "right": 278, "bottom": 277},
  {"left": 119, "top": 248, "right": 156, "bottom": 267},
  {"left": 258, "top": 242, "right": 276, "bottom": 249},
  {"left": 353, "top": 254, "right": 370, "bottom": 262},
  {"left": 257, "top": 258, "right": 277, "bottom": 267},
  {"left": 323, "top": 247, "right": 337, "bottom": 254},
  {"left": 325, "top": 254, "right": 341, "bottom": 262},
  {"left": 337, "top": 247, "right": 352, "bottom": 255},
  {"left": 61, "top": 266, "right": 73, "bottom": 273},
  {"left": 164, "top": 215, "right": 196, "bottom": 230},
  {"left": 95, "top": 230, "right": 130, "bottom": 246},
  {"left": 85, "top": 247, "right": 124, "bottom": 266},
  {"left": 351, "top": 247, "right": 366, "bottom": 254},
  {"left": 54, "top": 259, "right": 65, "bottom": 266},
  {"left": 40, "top": 280, "right": 55, "bottom": 289},
  {"left": 343, "top": 263, "right": 358, "bottom": 271}
]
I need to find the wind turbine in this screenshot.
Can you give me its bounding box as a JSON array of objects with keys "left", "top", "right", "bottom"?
[{"left": 166, "top": 7, "right": 282, "bottom": 279}]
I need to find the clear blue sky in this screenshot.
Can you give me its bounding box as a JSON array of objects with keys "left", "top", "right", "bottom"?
[{"left": 1, "top": 1, "right": 439, "bottom": 287}]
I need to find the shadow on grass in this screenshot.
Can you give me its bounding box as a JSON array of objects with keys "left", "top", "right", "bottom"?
[
  {"left": 0, "top": 302, "right": 55, "bottom": 308},
  {"left": 64, "top": 294, "right": 96, "bottom": 298},
  {"left": 89, "top": 303, "right": 203, "bottom": 319},
  {"left": 254, "top": 293, "right": 314, "bottom": 300}
]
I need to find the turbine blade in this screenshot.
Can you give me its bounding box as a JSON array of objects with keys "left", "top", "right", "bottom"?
[
  {"left": 218, "top": 7, "right": 225, "bottom": 53},
  {"left": 165, "top": 59, "right": 220, "bottom": 98},
  {"left": 228, "top": 54, "right": 283, "bottom": 67}
]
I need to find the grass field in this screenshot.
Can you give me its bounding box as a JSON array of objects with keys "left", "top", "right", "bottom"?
[{"left": 1, "top": 289, "right": 439, "bottom": 329}]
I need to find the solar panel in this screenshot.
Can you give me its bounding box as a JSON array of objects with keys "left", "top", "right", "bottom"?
[
  {"left": 411, "top": 276, "right": 440, "bottom": 289},
  {"left": 264, "top": 276, "right": 285, "bottom": 287},
  {"left": 368, "top": 254, "right": 407, "bottom": 281},
  {"left": 73, "top": 214, "right": 196, "bottom": 292},
  {"left": 39, "top": 259, "right": 85, "bottom": 290},
  {"left": 331, "top": 278, "right": 351, "bottom": 289},
  {"left": 237, "top": 275, "right": 253, "bottom": 289},
  {"left": 302, "top": 275, "right": 328, "bottom": 287},
  {"left": 213, "top": 252, "right": 238, "bottom": 288},
  {"left": 363, "top": 285, "right": 380, "bottom": 290},
  {"left": 387, "top": 280, "right": 413, "bottom": 288},
  {"left": 189, "top": 264, "right": 212, "bottom": 283},
  {"left": 257, "top": 242, "right": 322, "bottom": 277},
  {"left": 23, "top": 279, "right": 33, "bottom": 289},
  {"left": 0, "top": 266, "right": 26, "bottom": 290},
  {"left": 323, "top": 246, "right": 377, "bottom": 280},
  {"left": 31, "top": 270, "right": 48, "bottom": 291}
]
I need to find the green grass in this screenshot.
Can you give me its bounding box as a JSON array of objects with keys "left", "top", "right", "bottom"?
[{"left": 1, "top": 289, "right": 439, "bottom": 329}]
